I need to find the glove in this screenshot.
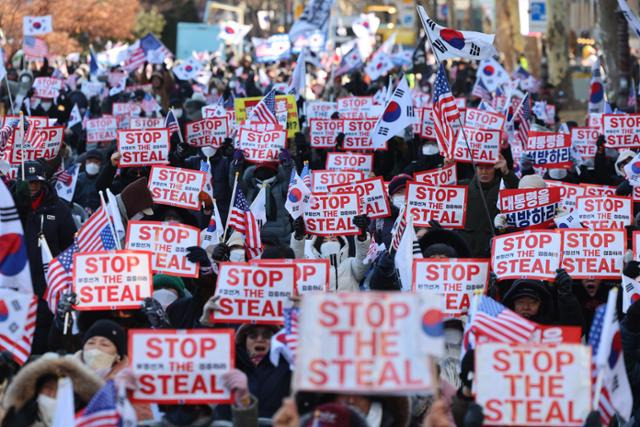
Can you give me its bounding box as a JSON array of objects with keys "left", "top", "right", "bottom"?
[
  {"left": 494, "top": 213, "right": 508, "bottom": 230},
  {"left": 293, "top": 217, "right": 305, "bottom": 240},
  {"left": 335, "top": 132, "right": 345, "bottom": 147},
  {"left": 54, "top": 292, "right": 76, "bottom": 331},
  {"left": 428, "top": 219, "right": 443, "bottom": 230},
  {"left": 626, "top": 298, "right": 640, "bottom": 332},
  {"left": 211, "top": 242, "right": 230, "bottom": 262},
  {"left": 186, "top": 246, "right": 211, "bottom": 268},
  {"left": 176, "top": 142, "right": 190, "bottom": 158},
  {"left": 583, "top": 410, "right": 603, "bottom": 427},
  {"left": 623, "top": 260, "right": 640, "bottom": 279},
  {"left": 13, "top": 180, "right": 30, "bottom": 213},
  {"left": 222, "top": 369, "right": 250, "bottom": 408},
  {"left": 141, "top": 297, "right": 171, "bottom": 328},
  {"left": 463, "top": 403, "right": 484, "bottom": 427},
  {"left": 279, "top": 148, "right": 292, "bottom": 167},
  {"left": 616, "top": 179, "right": 633, "bottom": 196},
  {"left": 353, "top": 214, "right": 370, "bottom": 238},
  {"left": 555, "top": 268, "right": 573, "bottom": 295}
]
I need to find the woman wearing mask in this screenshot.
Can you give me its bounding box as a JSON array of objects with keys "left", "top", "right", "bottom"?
[
  {"left": 72, "top": 150, "right": 104, "bottom": 212},
  {"left": 0, "top": 353, "right": 103, "bottom": 426},
  {"left": 76, "top": 319, "right": 127, "bottom": 380}
]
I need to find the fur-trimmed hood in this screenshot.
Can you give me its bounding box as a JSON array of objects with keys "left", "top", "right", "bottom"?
[{"left": 2, "top": 353, "right": 104, "bottom": 412}]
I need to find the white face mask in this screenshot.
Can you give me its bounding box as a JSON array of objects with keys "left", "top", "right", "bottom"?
[
  {"left": 41, "top": 102, "right": 52, "bottom": 111},
  {"left": 392, "top": 194, "right": 405, "bottom": 209},
  {"left": 173, "top": 108, "right": 183, "bottom": 118},
  {"left": 320, "top": 240, "right": 341, "bottom": 257},
  {"left": 229, "top": 249, "right": 245, "bottom": 262},
  {"left": 548, "top": 168, "right": 567, "bottom": 180},
  {"left": 201, "top": 146, "right": 217, "bottom": 158},
  {"left": 83, "top": 348, "right": 117, "bottom": 375},
  {"left": 422, "top": 143, "right": 439, "bottom": 156},
  {"left": 37, "top": 394, "right": 56, "bottom": 425},
  {"left": 153, "top": 289, "right": 178, "bottom": 310},
  {"left": 85, "top": 162, "right": 100, "bottom": 176}
]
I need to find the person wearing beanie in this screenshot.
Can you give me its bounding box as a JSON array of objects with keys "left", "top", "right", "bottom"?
[
  {"left": 72, "top": 149, "right": 104, "bottom": 212},
  {"left": 152, "top": 274, "right": 188, "bottom": 310},
  {"left": 78, "top": 319, "right": 127, "bottom": 380}
]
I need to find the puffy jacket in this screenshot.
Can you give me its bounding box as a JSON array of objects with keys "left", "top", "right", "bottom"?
[
  {"left": 72, "top": 171, "right": 101, "bottom": 211},
  {"left": 290, "top": 234, "right": 370, "bottom": 291}
]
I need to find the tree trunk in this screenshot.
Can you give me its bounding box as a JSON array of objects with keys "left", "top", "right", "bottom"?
[
  {"left": 494, "top": 0, "right": 523, "bottom": 72},
  {"left": 546, "top": 0, "right": 574, "bottom": 101},
  {"left": 597, "top": 0, "right": 626, "bottom": 104}
]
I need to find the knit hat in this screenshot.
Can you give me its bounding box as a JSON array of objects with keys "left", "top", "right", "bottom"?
[
  {"left": 300, "top": 403, "right": 369, "bottom": 427},
  {"left": 82, "top": 319, "right": 126, "bottom": 357},
  {"left": 388, "top": 173, "right": 412, "bottom": 197},
  {"left": 518, "top": 174, "right": 546, "bottom": 189},
  {"left": 85, "top": 149, "right": 103, "bottom": 162},
  {"left": 119, "top": 177, "right": 154, "bottom": 218},
  {"left": 423, "top": 243, "right": 458, "bottom": 258},
  {"left": 502, "top": 279, "right": 551, "bottom": 311},
  {"left": 153, "top": 274, "right": 186, "bottom": 297}
]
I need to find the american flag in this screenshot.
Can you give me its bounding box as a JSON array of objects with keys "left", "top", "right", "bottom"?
[
  {"left": 228, "top": 188, "right": 262, "bottom": 258},
  {"left": 514, "top": 93, "right": 531, "bottom": 148},
  {"left": 283, "top": 307, "right": 299, "bottom": 356},
  {"left": 0, "top": 119, "right": 18, "bottom": 157},
  {"left": 471, "top": 77, "right": 491, "bottom": 101},
  {"left": 432, "top": 64, "right": 461, "bottom": 157},
  {"left": 77, "top": 207, "right": 117, "bottom": 253},
  {"left": 470, "top": 295, "right": 536, "bottom": 343},
  {"left": 45, "top": 241, "right": 78, "bottom": 312},
  {"left": 54, "top": 163, "right": 75, "bottom": 186},
  {"left": 165, "top": 109, "right": 183, "bottom": 142},
  {"left": 123, "top": 46, "right": 145, "bottom": 72},
  {"left": 589, "top": 305, "right": 615, "bottom": 425},
  {"left": 300, "top": 162, "right": 311, "bottom": 189},
  {"left": 75, "top": 380, "right": 120, "bottom": 427},
  {"left": 23, "top": 36, "right": 48, "bottom": 60},
  {"left": 246, "top": 88, "right": 278, "bottom": 125}
]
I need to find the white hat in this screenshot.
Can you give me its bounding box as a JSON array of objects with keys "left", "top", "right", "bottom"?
[{"left": 518, "top": 174, "right": 547, "bottom": 189}]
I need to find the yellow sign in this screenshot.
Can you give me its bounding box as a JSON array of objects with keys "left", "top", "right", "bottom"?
[{"left": 235, "top": 94, "right": 299, "bottom": 138}]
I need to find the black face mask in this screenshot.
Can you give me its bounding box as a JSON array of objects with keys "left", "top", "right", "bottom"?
[{"left": 255, "top": 167, "right": 276, "bottom": 181}]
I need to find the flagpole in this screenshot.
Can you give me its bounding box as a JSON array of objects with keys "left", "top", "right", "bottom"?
[
  {"left": 417, "top": 5, "right": 496, "bottom": 237},
  {"left": 99, "top": 191, "right": 121, "bottom": 250},
  {"left": 223, "top": 172, "right": 240, "bottom": 242},
  {"left": 18, "top": 112, "right": 25, "bottom": 181}
]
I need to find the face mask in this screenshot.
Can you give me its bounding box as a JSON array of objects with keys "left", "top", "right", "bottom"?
[
  {"left": 201, "top": 146, "right": 216, "bottom": 158},
  {"left": 41, "top": 102, "right": 52, "bottom": 111},
  {"left": 320, "top": 240, "right": 341, "bottom": 257},
  {"left": 422, "top": 143, "right": 439, "bottom": 156},
  {"left": 85, "top": 162, "right": 100, "bottom": 176},
  {"left": 392, "top": 194, "right": 405, "bottom": 209},
  {"left": 229, "top": 249, "right": 245, "bottom": 262},
  {"left": 548, "top": 168, "right": 567, "bottom": 180},
  {"left": 153, "top": 289, "right": 178, "bottom": 310},
  {"left": 173, "top": 108, "right": 183, "bottom": 118},
  {"left": 37, "top": 394, "right": 56, "bottom": 425},
  {"left": 83, "top": 348, "right": 117, "bottom": 374}
]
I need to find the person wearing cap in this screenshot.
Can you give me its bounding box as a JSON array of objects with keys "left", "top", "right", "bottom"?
[
  {"left": 12, "top": 160, "right": 76, "bottom": 355},
  {"left": 459, "top": 153, "right": 519, "bottom": 258},
  {"left": 72, "top": 149, "right": 104, "bottom": 212}
]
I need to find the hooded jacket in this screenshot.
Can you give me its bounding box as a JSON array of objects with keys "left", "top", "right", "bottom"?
[{"left": 290, "top": 234, "right": 370, "bottom": 292}]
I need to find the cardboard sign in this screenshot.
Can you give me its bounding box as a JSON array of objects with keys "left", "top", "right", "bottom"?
[
  {"left": 413, "top": 163, "right": 457, "bottom": 186},
  {"left": 10, "top": 126, "right": 63, "bottom": 164},
  {"left": 33, "top": 77, "right": 62, "bottom": 98},
  {"left": 0, "top": 116, "right": 48, "bottom": 128},
  {"left": 336, "top": 96, "right": 380, "bottom": 118},
  {"left": 130, "top": 117, "right": 164, "bottom": 129},
  {"left": 498, "top": 188, "right": 561, "bottom": 229},
  {"left": 450, "top": 127, "right": 500, "bottom": 164},
  {"left": 325, "top": 152, "right": 374, "bottom": 174},
  {"left": 342, "top": 118, "right": 381, "bottom": 150},
  {"left": 525, "top": 132, "right": 572, "bottom": 168},
  {"left": 237, "top": 127, "right": 286, "bottom": 163},
  {"left": 126, "top": 221, "right": 201, "bottom": 278},
  {"left": 307, "top": 101, "right": 337, "bottom": 119},
  {"left": 412, "top": 258, "right": 488, "bottom": 317},
  {"left": 295, "top": 292, "right": 438, "bottom": 393},
  {"left": 530, "top": 325, "right": 583, "bottom": 344},
  {"left": 252, "top": 259, "right": 330, "bottom": 294},
  {"left": 113, "top": 102, "right": 141, "bottom": 116},
  {"left": 475, "top": 343, "right": 591, "bottom": 426},
  {"left": 560, "top": 229, "right": 625, "bottom": 279},
  {"left": 580, "top": 184, "right": 617, "bottom": 197},
  {"left": 148, "top": 166, "right": 207, "bottom": 211},
  {"left": 310, "top": 170, "right": 364, "bottom": 193},
  {"left": 543, "top": 181, "right": 585, "bottom": 212},
  {"left": 86, "top": 117, "right": 117, "bottom": 143},
  {"left": 235, "top": 94, "right": 298, "bottom": 137},
  {"left": 185, "top": 117, "right": 228, "bottom": 147},
  {"left": 72, "top": 251, "right": 152, "bottom": 310},
  {"left": 575, "top": 196, "right": 633, "bottom": 229},
  {"left": 304, "top": 192, "right": 360, "bottom": 236},
  {"left": 491, "top": 230, "right": 561, "bottom": 280},
  {"left": 213, "top": 263, "right": 296, "bottom": 324},
  {"left": 603, "top": 113, "right": 640, "bottom": 148},
  {"left": 309, "top": 118, "right": 341, "bottom": 148},
  {"left": 570, "top": 127, "right": 598, "bottom": 162},
  {"left": 419, "top": 107, "right": 465, "bottom": 140},
  {"left": 129, "top": 329, "right": 234, "bottom": 404},
  {"left": 329, "top": 177, "right": 390, "bottom": 219},
  {"left": 464, "top": 108, "right": 505, "bottom": 130},
  {"left": 117, "top": 128, "right": 170, "bottom": 167},
  {"left": 405, "top": 182, "right": 467, "bottom": 228}
]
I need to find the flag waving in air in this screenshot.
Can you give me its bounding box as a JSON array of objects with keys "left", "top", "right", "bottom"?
[
  {"left": 589, "top": 59, "right": 605, "bottom": 114},
  {"left": 432, "top": 65, "right": 461, "bottom": 156},
  {"left": 246, "top": 88, "right": 278, "bottom": 125},
  {"left": 417, "top": 6, "right": 497, "bottom": 60},
  {"left": 371, "top": 76, "right": 416, "bottom": 149},
  {"left": 285, "top": 168, "right": 311, "bottom": 219},
  {"left": 23, "top": 15, "right": 53, "bottom": 36}
]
